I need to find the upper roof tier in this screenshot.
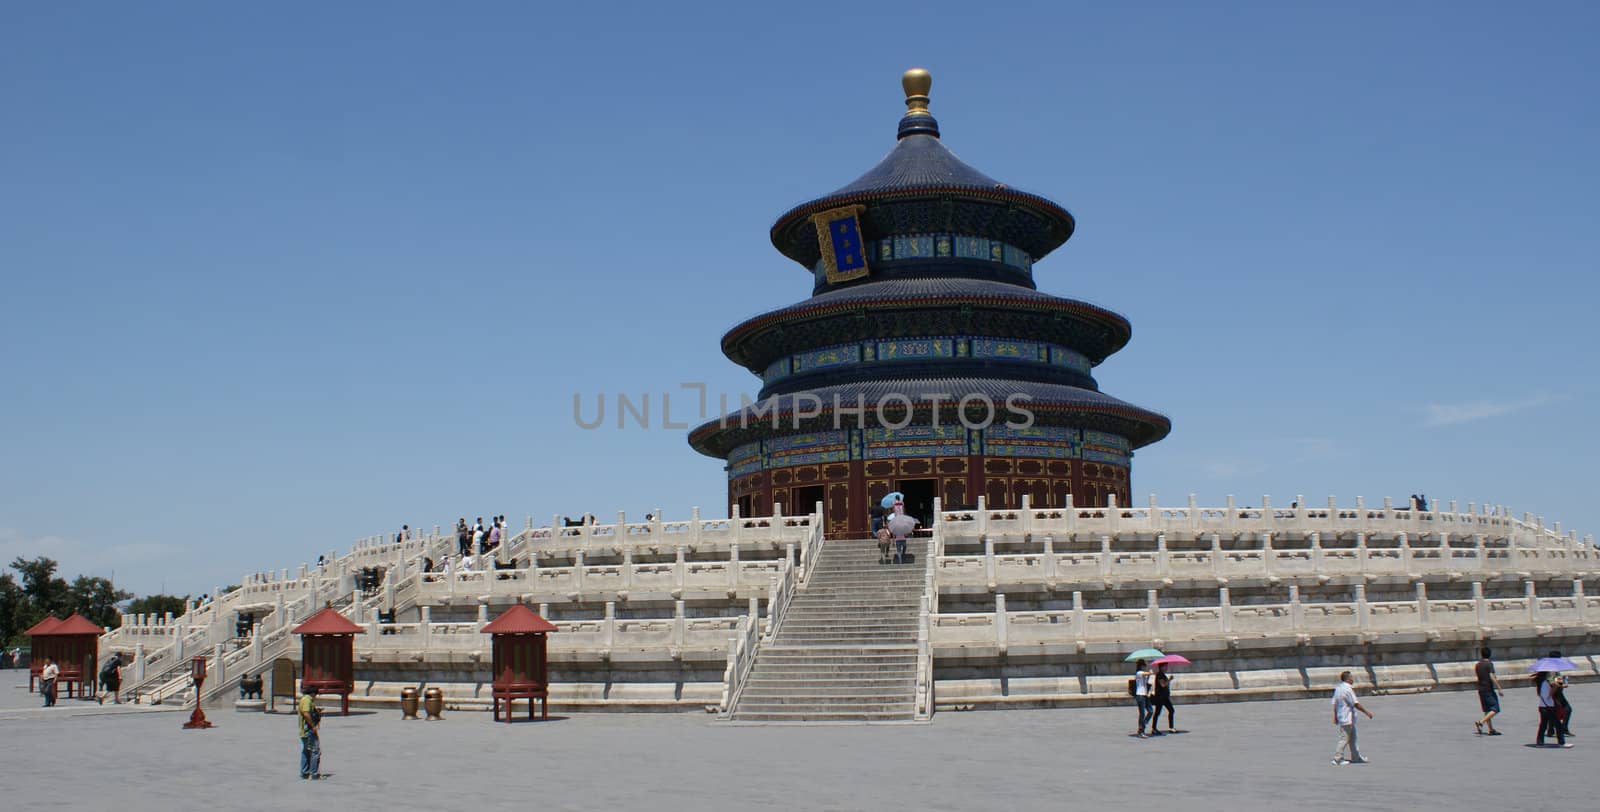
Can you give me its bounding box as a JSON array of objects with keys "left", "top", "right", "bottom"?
[{"left": 770, "top": 69, "right": 1076, "bottom": 274}]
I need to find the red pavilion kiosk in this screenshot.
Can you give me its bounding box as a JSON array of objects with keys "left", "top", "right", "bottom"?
[
  {"left": 291, "top": 606, "right": 362, "bottom": 715},
  {"left": 23, "top": 615, "right": 61, "bottom": 692},
  {"left": 51, "top": 613, "right": 105, "bottom": 699},
  {"left": 481, "top": 604, "right": 556, "bottom": 722}
]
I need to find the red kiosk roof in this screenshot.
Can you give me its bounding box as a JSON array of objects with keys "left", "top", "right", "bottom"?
[
  {"left": 481, "top": 604, "right": 558, "bottom": 635},
  {"left": 291, "top": 606, "right": 364, "bottom": 635},
  {"left": 53, "top": 613, "right": 105, "bottom": 636},
  {"left": 23, "top": 616, "right": 62, "bottom": 636}
]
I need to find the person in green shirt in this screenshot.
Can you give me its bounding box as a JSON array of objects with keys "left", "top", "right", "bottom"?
[{"left": 298, "top": 686, "right": 322, "bottom": 779}]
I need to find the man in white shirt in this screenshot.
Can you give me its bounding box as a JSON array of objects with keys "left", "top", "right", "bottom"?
[
  {"left": 1332, "top": 670, "right": 1373, "bottom": 764},
  {"left": 41, "top": 657, "right": 60, "bottom": 707}
]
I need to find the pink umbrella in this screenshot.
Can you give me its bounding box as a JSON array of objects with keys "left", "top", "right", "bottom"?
[{"left": 1151, "top": 654, "right": 1190, "bottom": 667}]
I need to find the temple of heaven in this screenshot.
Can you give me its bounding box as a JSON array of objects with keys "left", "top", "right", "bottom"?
[{"left": 689, "top": 69, "right": 1170, "bottom": 537}]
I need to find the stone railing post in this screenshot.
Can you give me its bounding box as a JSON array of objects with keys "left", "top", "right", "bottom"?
[
  {"left": 622, "top": 548, "right": 635, "bottom": 591},
  {"left": 1310, "top": 532, "right": 1323, "bottom": 570},
  {"left": 1475, "top": 534, "right": 1488, "bottom": 572},
  {"left": 674, "top": 545, "right": 686, "bottom": 594},
  {"left": 573, "top": 551, "right": 586, "bottom": 595},
  {"left": 1473, "top": 581, "right": 1486, "bottom": 626},
  {"left": 984, "top": 536, "right": 997, "bottom": 588},
  {"left": 1155, "top": 533, "right": 1169, "bottom": 578},
  {"left": 690, "top": 506, "right": 703, "bottom": 548},
  {"left": 603, "top": 602, "right": 616, "bottom": 650},
  {"left": 674, "top": 600, "right": 686, "bottom": 649},
  {"left": 1043, "top": 535, "right": 1058, "bottom": 582},
  {"left": 213, "top": 642, "right": 226, "bottom": 687},
  {"left": 1354, "top": 583, "right": 1369, "bottom": 632},
  {"left": 1262, "top": 532, "right": 1273, "bottom": 576},
  {"left": 1289, "top": 584, "right": 1303, "bottom": 631},
  {"left": 729, "top": 543, "right": 741, "bottom": 591},
  {"left": 1219, "top": 587, "right": 1232, "bottom": 634},
  {"left": 1147, "top": 589, "right": 1160, "bottom": 636},
  {"left": 976, "top": 495, "right": 989, "bottom": 536},
  {"left": 994, "top": 593, "right": 1007, "bottom": 655},
  {"left": 1064, "top": 493, "right": 1076, "bottom": 533},
  {"left": 1020, "top": 494, "right": 1033, "bottom": 539},
  {"left": 1356, "top": 532, "right": 1369, "bottom": 574},
  {"left": 1398, "top": 532, "right": 1412, "bottom": 575},
  {"left": 1526, "top": 581, "right": 1537, "bottom": 623},
  {"left": 1072, "top": 590, "right": 1085, "bottom": 639},
  {"left": 1099, "top": 534, "right": 1113, "bottom": 578},
  {"left": 134, "top": 643, "right": 146, "bottom": 684},
  {"left": 1210, "top": 533, "right": 1222, "bottom": 578},
  {"left": 419, "top": 605, "right": 432, "bottom": 648},
  {"left": 1575, "top": 580, "right": 1587, "bottom": 623},
  {"left": 1415, "top": 582, "right": 1429, "bottom": 628},
  {"left": 1107, "top": 493, "right": 1120, "bottom": 533}
]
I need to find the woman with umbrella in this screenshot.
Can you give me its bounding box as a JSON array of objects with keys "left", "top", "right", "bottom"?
[
  {"left": 1532, "top": 655, "right": 1576, "bottom": 748},
  {"left": 1125, "top": 649, "right": 1161, "bottom": 738},
  {"left": 1149, "top": 654, "right": 1188, "bottom": 734}
]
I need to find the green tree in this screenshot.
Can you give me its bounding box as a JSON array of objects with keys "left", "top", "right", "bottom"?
[
  {"left": 68, "top": 575, "right": 131, "bottom": 630},
  {"left": 0, "top": 572, "right": 21, "bottom": 648},
  {"left": 126, "top": 594, "right": 188, "bottom": 619}
]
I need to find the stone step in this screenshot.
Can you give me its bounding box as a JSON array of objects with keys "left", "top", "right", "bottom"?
[
  {"left": 742, "top": 673, "right": 915, "bottom": 684},
  {"left": 735, "top": 692, "right": 914, "bottom": 704},
  {"left": 778, "top": 624, "right": 920, "bottom": 635},
  {"left": 773, "top": 638, "right": 919, "bottom": 647},
  {"left": 730, "top": 708, "right": 915, "bottom": 722}
]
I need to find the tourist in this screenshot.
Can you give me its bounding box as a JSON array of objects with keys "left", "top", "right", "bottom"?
[
  {"left": 317, "top": 554, "right": 326, "bottom": 571},
  {"left": 97, "top": 652, "right": 122, "bottom": 705},
  {"left": 1131, "top": 659, "right": 1153, "bottom": 737},
  {"left": 487, "top": 518, "right": 502, "bottom": 552},
  {"left": 1534, "top": 671, "right": 1570, "bottom": 748},
  {"left": 877, "top": 526, "right": 892, "bottom": 565},
  {"left": 1150, "top": 661, "right": 1176, "bottom": 734},
  {"left": 456, "top": 519, "right": 471, "bottom": 558},
  {"left": 472, "top": 518, "right": 486, "bottom": 555},
  {"left": 1473, "top": 647, "right": 1503, "bottom": 735},
  {"left": 395, "top": 524, "right": 409, "bottom": 545},
  {"left": 885, "top": 500, "right": 919, "bottom": 564},
  {"left": 1547, "top": 650, "right": 1574, "bottom": 737},
  {"left": 1331, "top": 670, "right": 1373, "bottom": 765},
  {"left": 298, "top": 685, "right": 323, "bottom": 779},
  {"left": 40, "top": 657, "right": 59, "bottom": 707}
]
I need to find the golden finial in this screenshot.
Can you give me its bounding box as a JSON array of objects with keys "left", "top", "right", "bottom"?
[{"left": 902, "top": 68, "right": 932, "bottom": 115}]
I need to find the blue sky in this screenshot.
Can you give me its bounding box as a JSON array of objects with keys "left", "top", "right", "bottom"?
[{"left": 2, "top": 1, "right": 1596, "bottom": 597}]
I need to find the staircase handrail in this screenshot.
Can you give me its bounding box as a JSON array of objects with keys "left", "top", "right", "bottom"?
[
  {"left": 717, "top": 611, "right": 760, "bottom": 718},
  {"left": 915, "top": 536, "right": 936, "bottom": 721},
  {"left": 762, "top": 557, "right": 796, "bottom": 643},
  {"left": 798, "top": 508, "right": 825, "bottom": 586}
]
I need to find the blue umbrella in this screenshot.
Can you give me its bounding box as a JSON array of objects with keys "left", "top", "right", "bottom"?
[
  {"left": 880, "top": 492, "right": 904, "bottom": 509},
  {"left": 1529, "top": 657, "right": 1578, "bottom": 673},
  {"left": 1124, "top": 648, "right": 1165, "bottom": 662}
]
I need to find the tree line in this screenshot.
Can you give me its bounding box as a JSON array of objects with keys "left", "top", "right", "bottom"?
[{"left": 0, "top": 556, "right": 189, "bottom": 649}]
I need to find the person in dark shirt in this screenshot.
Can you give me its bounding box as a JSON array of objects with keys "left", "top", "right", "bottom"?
[
  {"left": 1474, "top": 647, "right": 1503, "bottom": 735},
  {"left": 1150, "top": 661, "right": 1176, "bottom": 734}
]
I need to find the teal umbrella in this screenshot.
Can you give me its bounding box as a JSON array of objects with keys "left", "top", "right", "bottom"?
[{"left": 1124, "top": 648, "right": 1164, "bottom": 662}]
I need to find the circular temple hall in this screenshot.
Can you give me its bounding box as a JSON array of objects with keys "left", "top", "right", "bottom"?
[{"left": 689, "top": 70, "right": 1171, "bottom": 537}]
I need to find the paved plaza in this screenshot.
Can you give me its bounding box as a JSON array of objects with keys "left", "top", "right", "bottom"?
[{"left": 2, "top": 670, "right": 1587, "bottom": 811}]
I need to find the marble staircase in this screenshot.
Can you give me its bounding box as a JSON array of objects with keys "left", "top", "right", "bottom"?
[{"left": 731, "top": 538, "right": 929, "bottom": 722}]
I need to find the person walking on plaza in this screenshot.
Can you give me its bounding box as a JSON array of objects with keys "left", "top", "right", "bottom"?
[
  {"left": 1534, "top": 670, "right": 1570, "bottom": 748},
  {"left": 1332, "top": 671, "right": 1373, "bottom": 765},
  {"left": 1547, "top": 650, "right": 1574, "bottom": 737},
  {"left": 1150, "top": 661, "right": 1176, "bottom": 734},
  {"left": 1473, "top": 647, "right": 1503, "bottom": 735},
  {"left": 298, "top": 686, "right": 323, "bottom": 778},
  {"left": 40, "top": 657, "right": 59, "bottom": 707},
  {"left": 97, "top": 652, "right": 122, "bottom": 705},
  {"left": 1132, "top": 659, "right": 1153, "bottom": 738},
  {"left": 456, "top": 519, "right": 471, "bottom": 558}
]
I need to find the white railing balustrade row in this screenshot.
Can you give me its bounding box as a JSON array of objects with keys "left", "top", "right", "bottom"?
[
  {"left": 937, "top": 495, "right": 1592, "bottom": 555},
  {"left": 933, "top": 584, "right": 1600, "bottom": 649}
]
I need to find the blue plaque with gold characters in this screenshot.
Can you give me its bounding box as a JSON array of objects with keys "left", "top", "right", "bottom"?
[{"left": 811, "top": 204, "right": 871, "bottom": 283}]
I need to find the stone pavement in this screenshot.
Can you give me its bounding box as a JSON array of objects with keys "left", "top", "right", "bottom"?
[{"left": 1, "top": 668, "right": 1587, "bottom": 811}]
